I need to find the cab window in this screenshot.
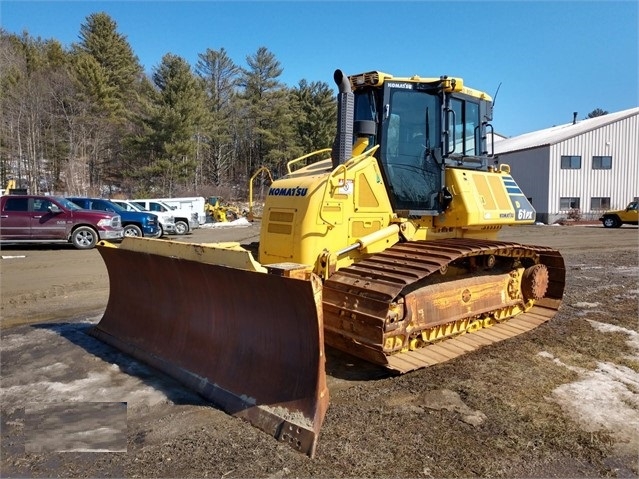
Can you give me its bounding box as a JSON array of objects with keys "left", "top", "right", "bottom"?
[
  {"left": 33, "top": 199, "right": 53, "bottom": 212},
  {"left": 3, "top": 197, "right": 28, "bottom": 211},
  {"left": 449, "top": 98, "right": 480, "bottom": 156}
]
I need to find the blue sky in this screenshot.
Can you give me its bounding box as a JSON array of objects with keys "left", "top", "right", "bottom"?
[{"left": 1, "top": 1, "right": 637, "bottom": 137}]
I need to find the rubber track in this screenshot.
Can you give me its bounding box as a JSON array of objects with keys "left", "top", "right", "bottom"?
[{"left": 322, "top": 238, "right": 566, "bottom": 373}]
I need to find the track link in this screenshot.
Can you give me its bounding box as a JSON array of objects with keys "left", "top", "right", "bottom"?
[{"left": 322, "top": 238, "right": 565, "bottom": 373}]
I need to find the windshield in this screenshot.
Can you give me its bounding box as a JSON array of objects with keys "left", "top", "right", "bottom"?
[
  {"left": 127, "top": 202, "right": 144, "bottom": 211},
  {"left": 55, "top": 197, "right": 83, "bottom": 210},
  {"left": 103, "top": 200, "right": 125, "bottom": 213}
]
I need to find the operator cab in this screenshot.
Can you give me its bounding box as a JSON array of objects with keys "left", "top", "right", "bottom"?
[{"left": 350, "top": 72, "right": 493, "bottom": 217}]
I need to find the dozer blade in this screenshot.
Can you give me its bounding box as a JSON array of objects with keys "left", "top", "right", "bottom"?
[{"left": 92, "top": 238, "right": 329, "bottom": 457}]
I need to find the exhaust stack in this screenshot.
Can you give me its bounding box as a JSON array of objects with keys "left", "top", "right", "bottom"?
[{"left": 331, "top": 69, "right": 354, "bottom": 168}]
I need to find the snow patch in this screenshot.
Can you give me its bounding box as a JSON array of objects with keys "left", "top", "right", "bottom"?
[
  {"left": 572, "top": 302, "right": 601, "bottom": 309},
  {"left": 200, "top": 217, "right": 251, "bottom": 228},
  {"left": 1, "top": 323, "right": 185, "bottom": 416},
  {"left": 539, "top": 321, "right": 639, "bottom": 454}
]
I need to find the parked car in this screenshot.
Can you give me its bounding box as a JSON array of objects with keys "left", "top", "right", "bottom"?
[
  {"left": 599, "top": 201, "right": 638, "bottom": 228},
  {"left": 67, "top": 197, "right": 160, "bottom": 238},
  {"left": 0, "top": 195, "right": 123, "bottom": 249},
  {"left": 130, "top": 199, "right": 198, "bottom": 235},
  {"left": 109, "top": 199, "right": 176, "bottom": 236}
]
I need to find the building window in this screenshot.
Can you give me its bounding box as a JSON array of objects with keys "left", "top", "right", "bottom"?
[
  {"left": 590, "top": 197, "right": 611, "bottom": 210},
  {"left": 560, "top": 197, "right": 580, "bottom": 210},
  {"left": 592, "top": 156, "right": 612, "bottom": 169},
  {"left": 560, "top": 155, "right": 581, "bottom": 169}
]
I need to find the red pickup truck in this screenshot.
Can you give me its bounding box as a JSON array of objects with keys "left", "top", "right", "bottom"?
[{"left": 0, "top": 195, "right": 123, "bottom": 249}]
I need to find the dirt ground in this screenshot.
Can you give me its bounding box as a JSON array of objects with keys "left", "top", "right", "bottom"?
[{"left": 1, "top": 222, "right": 638, "bottom": 478}]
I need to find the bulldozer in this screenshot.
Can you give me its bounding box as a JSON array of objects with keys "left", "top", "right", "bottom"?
[
  {"left": 93, "top": 70, "right": 565, "bottom": 457},
  {"left": 204, "top": 196, "right": 243, "bottom": 222}
]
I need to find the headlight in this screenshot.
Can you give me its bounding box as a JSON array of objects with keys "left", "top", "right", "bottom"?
[{"left": 98, "top": 216, "right": 120, "bottom": 227}]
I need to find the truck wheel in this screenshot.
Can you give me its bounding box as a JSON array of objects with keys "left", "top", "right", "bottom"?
[
  {"left": 175, "top": 220, "right": 189, "bottom": 235},
  {"left": 71, "top": 226, "right": 98, "bottom": 250},
  {"left": 123, "top": 224, "right": 143, "bottom": 237},
  {"left": 152, "top": 225, "right": 164, "bottom": 238},
  {"left": 602, "top": 216, "right": 621, "bottom": 228}
]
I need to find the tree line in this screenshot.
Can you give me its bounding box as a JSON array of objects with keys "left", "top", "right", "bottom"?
[{"left": 0, "top": 12, "right": 338, "bottom": 200}]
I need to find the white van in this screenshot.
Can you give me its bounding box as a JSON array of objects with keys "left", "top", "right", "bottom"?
[{"left": 132, "top": 199, "right": 199, "bottom": 235}]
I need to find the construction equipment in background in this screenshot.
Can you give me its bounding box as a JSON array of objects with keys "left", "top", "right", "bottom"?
[
  {"left": 1, "top": 178, "right": 28, "bottom": 195},
  {"left": 93, "top": 69, "right": 566, "bottom": 457},
  {"left": 204, "top": 196, "right": 244, "bottom": 222},
  {"left": 248, "top": 166, "right": 274, "bottom": 221}
]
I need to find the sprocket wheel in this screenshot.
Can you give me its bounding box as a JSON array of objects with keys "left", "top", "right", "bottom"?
[{"left": 521, "top": 264, "right": 549, "bottom": 301}]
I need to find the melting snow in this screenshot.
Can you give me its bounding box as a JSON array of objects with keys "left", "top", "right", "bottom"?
[
  {"left": 538, "top": 320, "right": 639, "bottom": 454},
  {"left": 200, "top": 217, "right": 251, "bottom": 228}
]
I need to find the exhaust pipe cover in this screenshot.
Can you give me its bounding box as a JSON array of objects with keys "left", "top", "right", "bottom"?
[{"left": 332, "top": 69, "right": 354, "bottom": 168}]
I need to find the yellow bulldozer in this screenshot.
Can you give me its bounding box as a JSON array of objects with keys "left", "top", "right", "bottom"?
[
  {"left": 204, "top": 196, "right": 243, "bottom": 222},
  {"left": 93, "top": 70, "right": 565, "bottom": 457}
]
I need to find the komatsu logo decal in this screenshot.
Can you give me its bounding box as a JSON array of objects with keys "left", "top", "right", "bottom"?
[
  {"left": 388, "top": 82, "right": 413, "bottom": 89},
  {"left": 268, "top": 187, "right": 308, "bottom": 197}
]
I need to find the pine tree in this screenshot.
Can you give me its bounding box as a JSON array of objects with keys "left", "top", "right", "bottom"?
[
  {"left": 291, "top": 79, "right": 336, "bottom": 153},
  {"left": 587, "top": 108, "right": 608, "bottom": 118},
  {"left": 196, "top": 48, "right": 240, "bottom": 186},
  {"left": 239, "top": 47, "right": 298, "bottom": 177},
  {"left": 74, "top": 12, "right": 142, "bottom": 117},
  {"left": 69, "top": 12, "right": 144, "bottom": 194},
  {"left": 137, "top": 53, "right": 208, "bottom": 195}
]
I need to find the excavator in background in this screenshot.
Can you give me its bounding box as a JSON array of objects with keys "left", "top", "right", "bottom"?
[{"left": 93, "top": 69, "right": 565, "bottom": 457}]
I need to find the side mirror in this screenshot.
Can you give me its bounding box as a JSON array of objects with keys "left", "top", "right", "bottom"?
[{"left": 49, "top": 204, "right": 61, "bottom": 213}]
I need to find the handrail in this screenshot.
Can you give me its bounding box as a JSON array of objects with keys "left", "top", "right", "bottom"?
[
  {"left": 248, "top": 166, "right": 274, "bottom": 221},
  {"left": 317, "top": 145, "right": 380, "bottom": 229},
  {"left": 286, "top": 148, "right": 332, "bottom": 174}
]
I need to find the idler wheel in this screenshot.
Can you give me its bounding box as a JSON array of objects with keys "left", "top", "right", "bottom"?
[{"left": 521, "top": 264, "right": 549, "bottom": 301}]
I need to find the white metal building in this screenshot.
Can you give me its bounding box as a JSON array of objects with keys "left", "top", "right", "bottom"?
[{"left": 493, "top": 107, "right": 638, "bottom": 224}]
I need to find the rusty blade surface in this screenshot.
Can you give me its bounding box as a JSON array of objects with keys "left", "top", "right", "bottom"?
[{"left": 93, "top": 242, "right": 328, "bottom": 457}]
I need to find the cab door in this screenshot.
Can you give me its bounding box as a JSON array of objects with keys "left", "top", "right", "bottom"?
[
  {"left": 30, "top": 197, "right": 68, "bottom": 239},
  {"left": 619, "top": 202, "right": 638, "bottom": 224},
  {"left": 0, "top": 197, "right": 31, "bottom": 239}
]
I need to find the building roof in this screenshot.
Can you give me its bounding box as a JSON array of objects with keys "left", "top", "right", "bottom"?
[{"left": 494, "top": 107, "right": 639, "bottom": 154}]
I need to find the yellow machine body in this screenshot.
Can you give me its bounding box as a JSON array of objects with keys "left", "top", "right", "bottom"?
[
  {"left": 204, "top": 196, "right": 242, "bottom": 222},
  {"left": 259, "top": 154, "right": 534, "bottom": 275}
]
